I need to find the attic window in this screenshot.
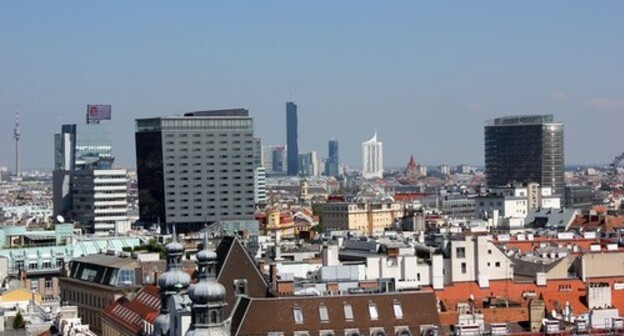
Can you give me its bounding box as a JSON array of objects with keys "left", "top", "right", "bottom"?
[
  {"left": 393, "top": 301, "right": 404, "bottom": 319},
  {"left": 319, "top": 305, "right": 329, "bottom": 323},
  {"left": 293, "top": 307, "right": 304, "bottom": 324},
  {"left": 368, "top": 303, "right": 379, "bottom": 320},
  {"left": 343, "top": 303, "right": 354, "bottom": 321}
]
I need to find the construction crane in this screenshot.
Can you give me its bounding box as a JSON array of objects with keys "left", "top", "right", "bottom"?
[{"left": 606, "top": 152, "right": 624, "bottom": 189}]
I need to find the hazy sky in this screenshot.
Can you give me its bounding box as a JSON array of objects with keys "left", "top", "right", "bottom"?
[{"left": 1, "top": 1, "right": 623, "bottom": 171}]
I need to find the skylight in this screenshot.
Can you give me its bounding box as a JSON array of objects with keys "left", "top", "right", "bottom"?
[
  {"left": 344, "top": 303, "right": 354, "bottom": 321},
  {"left": 293, "top": 307, "right": 304, "bottom": 324},
  {"left": 368, "top": 303, "right": 379, "bottom": 320},
  {"left": 319, "top": 305, "right": 329, "bottom": 322},
  {"left": 393, "top": 301, "right": 403, "bottom": 319}
]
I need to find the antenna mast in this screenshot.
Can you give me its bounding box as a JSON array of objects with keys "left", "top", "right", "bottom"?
[{"left": 13, "top": 107, "right": 21, "bottom": 177}]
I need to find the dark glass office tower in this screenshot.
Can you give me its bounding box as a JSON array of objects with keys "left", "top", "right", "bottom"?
[
  {"left": 286, "top": 102, "right": 299, "bottom": 176},
  {"left": 325, "top": 139, "right": 339, "bottom": 177},
  {"left": 485, "top": 115, "right": 564, "bottom": 195},
  {"left": 135, "top": 109, "right": 256, "bottom": 233}
]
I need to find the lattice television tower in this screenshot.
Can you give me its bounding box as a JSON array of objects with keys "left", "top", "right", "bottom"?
[{"left": 13, "top": 108, "right": 21, "bottom": 177}]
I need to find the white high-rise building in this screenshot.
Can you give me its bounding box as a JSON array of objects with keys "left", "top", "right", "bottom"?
[
  {"left": 71, "top": 169, "right": 129, "bottom": 235},
  {"left": 362, "top": 131, "right": 383, "bottom": 179}
]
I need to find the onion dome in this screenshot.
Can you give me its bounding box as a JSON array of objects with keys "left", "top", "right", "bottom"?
[
  {"left": 188, "top": 280, "right": 226, "bottom": 305},
  {"left": 165, "top": 224, "right": 185, "bottom": 254},
  {"left": 158, "top": 269, "right": 192, "bottom": 292}
]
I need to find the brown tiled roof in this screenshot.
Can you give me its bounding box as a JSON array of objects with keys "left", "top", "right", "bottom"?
[{"left": 232, "top": 291, "right": 440, "bottom": 336}]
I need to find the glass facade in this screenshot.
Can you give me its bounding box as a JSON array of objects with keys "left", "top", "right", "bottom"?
[
  {"left": 325, "top": 139, "right": 339, "bottom": 177},
  {"left": 54, "top": 123, "right": 113, "bottom": 171},
  {"left": 286, "top": 102, "right": 299, "bottom": 176},
  {"left": 485, "top": 115, "right": 564, "bottom": 195}
]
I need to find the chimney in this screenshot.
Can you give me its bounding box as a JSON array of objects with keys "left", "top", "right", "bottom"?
[
  {"left": 269, "top": 263, "right": 278, "bottom": 291},
  {"left": 258, "top": 260, "right": 266, "bottom": 274}
]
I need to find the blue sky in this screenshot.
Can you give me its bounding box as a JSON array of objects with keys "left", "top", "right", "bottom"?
[{"left": 1, "top": 1, "right": 623, "bottom": 170}]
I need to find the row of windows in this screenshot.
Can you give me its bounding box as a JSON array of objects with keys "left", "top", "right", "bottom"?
[
  {"left": 166, "top": 169, "right": 254, "bottom": 174},
  {"left": 164, "top": 132, "right": 253, "bottom": 138},
  {"left": 165, "top": 161, "right": 254, "bottom": 167},
  {"left": 167, "top": 211, "right": 254, "bottom": 217},
  {"left": 293, "top": 302, "right": 404, "bottom": 324},
  {"left": 165, "top": 140, "right": 254, "bottom": 145}
]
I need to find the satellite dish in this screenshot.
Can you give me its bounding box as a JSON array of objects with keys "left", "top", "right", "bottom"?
[{"left": 56, "top": 215, "right": 65, "bottom": 223}]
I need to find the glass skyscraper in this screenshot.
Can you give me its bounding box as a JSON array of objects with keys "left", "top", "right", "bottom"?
[
  {"left": 325, "top": 139, "right": 340, "bottom": 177},
  {"left": 286, "top": 102, "right": 299, "bottom": 176},
  {"left": 484, "top": 115, "right": 564, "bottom": 195}
]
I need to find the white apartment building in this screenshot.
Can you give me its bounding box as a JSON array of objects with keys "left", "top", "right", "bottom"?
[
  {"left": 475, "top": 183, "right": 561, "bottom": 226},
  {"left": 362, "top": 131, "right": 383, "bottom": 179},
  {"left": 71, "top": 169, "right": 129, "bottom": 235},
  {"left": 254, "top": 166, "right": 267, "bottom": 204}
]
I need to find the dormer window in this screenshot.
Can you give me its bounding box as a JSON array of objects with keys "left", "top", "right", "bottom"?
[
  {"left": 344, "top": 303, "right": 354, "bottom": 321},
  {"left": 319, "top": 305, "right": 329, "bottom": 323},
  {"left": 393, "top": 301, "right": 403, "bottom": 319},
  {"left": 368, "top": 303, "right": 379, "bottom": 320},
  {"left": 234, "top": 279, "right": 248, "bottom": 296},
  {"left": 293, "top": 307, "right": 304, "bottom": 324}
]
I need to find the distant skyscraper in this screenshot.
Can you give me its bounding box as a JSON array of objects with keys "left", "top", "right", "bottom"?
[
  {"left": 270, "top": 145, "right": 286, "bottom": 173},
  {"left": 325, "top": 139, "right": 340, "bottom": 177},
  {"left": 485, "top": 115, "right": 564, "bottom": 195},
  {"left": 299, "top": 151, "right": 320, "bottom": 177},
  {"left": 362, "top": 131, "right": 383, "bottom": 179},
  {"left": 286, "top": 102, "right": 299, "bottom": 176},
  {"left": 135, "top": 109, "right": 257, "bottom": 233}
]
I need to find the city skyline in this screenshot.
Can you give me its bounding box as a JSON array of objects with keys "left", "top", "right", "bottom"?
[{"left": 1, "top": 2, "right": 623, "bottom": 170}]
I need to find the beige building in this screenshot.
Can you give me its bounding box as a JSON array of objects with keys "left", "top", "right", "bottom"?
[
  {"left": 59, "top": 253, "right": 143, "bottom": 334},
  {"left": 322, "top": 202, "right": 403, "bottom": 235}
]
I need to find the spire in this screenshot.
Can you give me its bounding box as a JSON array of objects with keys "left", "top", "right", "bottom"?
[{"left": 13, "top": 107, "right": 21, "bottom": 177}]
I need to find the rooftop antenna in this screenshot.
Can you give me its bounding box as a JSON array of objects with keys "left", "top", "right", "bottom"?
[{"left": 13, "top": 106, "right": 21, "bottom": 177}]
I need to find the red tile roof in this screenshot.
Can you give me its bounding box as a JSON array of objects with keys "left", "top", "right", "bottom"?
[{"left": 102, "top": 284, "right": 161, "bottom": 333}]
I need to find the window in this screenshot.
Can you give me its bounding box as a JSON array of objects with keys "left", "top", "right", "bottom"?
[
  {"left": 319, "top": 305, "right": 329, "bottom": 323},
  {"left": 293, "top": 307, "right": 304, "bottom": 324},
  {"left": 456, "top": 247, "right": 466, "bottom": 258},
  {"left": 234, "top": 279, "right": 248, "bottom": 295},
  {"left": 45, "top": 278, "right": 53, "bottom": 289},
  {"left": 461, "top": 262, "right": 467, "bottom": 274},
  {"left": 343, "top": 304, "right": 354, "bottom": 321},
  {"left": 31, "top": 280, "right": 39, "bottom": 291},
  {"left": 368, "top": 303, "right": 379, "bottom": 320},
  {"left": 393, "top": 301, "right": 403, "bottom": 319},
  {"left": 495, "top": 262, "right": 501, "bottom": 267},
  {"left": 488, "top": 249, "right": 492, "bottom": 255}
]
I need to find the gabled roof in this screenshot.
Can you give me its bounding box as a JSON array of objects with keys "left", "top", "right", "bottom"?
[
  {"left": 231, "top": 291, "right": 440, "bottom": 336},
  {"left": 216, "top": 236, "right": 269, "bottom": 317}
]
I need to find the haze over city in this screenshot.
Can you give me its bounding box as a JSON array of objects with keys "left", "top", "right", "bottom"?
[{"left": 1, "top": 1, "right": 623, "bottom": 170}]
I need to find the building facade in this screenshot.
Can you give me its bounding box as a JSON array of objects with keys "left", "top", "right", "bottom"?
[
  {"left": 325, "top": 139, "right": 340, "bottom": 177},
  {"left": 362, "top": 131, "right": 383, "bottom": 179},
  {"left": 135, "top": 109, "right": 256, "bottom": 233},
  {"left": 71, "top": 169, "right": 129, "bottom": 235},
  {"left": 53, "top": 120, "right": 127, "bottom": 234},
  {"left": 286, "top": 102, "right": 299, "bottom": 176},
  {"left": 323, "top": 201, "right": 403, "bottom": 235},
  {"left": 485, "top": 115, "right": 564, "bottom": 195}
]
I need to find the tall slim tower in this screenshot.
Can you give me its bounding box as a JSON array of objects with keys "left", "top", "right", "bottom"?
[
  {"left": 13, "top": 108, "right": 21, "bottom": 177},
  {"left": 362, "top": 131, "right": 383, "bottom": 179},
  {"left": 286, "top": 102, "right": 299, "bottom": 176}
]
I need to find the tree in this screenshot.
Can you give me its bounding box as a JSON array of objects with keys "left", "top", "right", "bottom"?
[{"left": 13, "top": 311, "right": 24, "bottom": 329}]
